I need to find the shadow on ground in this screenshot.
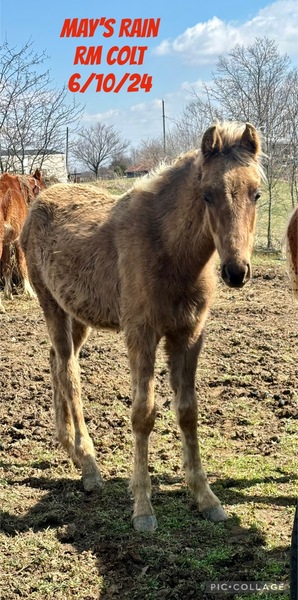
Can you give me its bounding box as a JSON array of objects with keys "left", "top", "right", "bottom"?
[{"left": 1, "top": 470, "right": 295, "bottom": 599}]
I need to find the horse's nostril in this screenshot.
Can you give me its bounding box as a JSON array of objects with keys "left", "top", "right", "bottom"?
[
  {"left": 221, "top": 264, "right": 229, "bottom": 282},
  {"left": 222, "top": 263, "right": 250, "bottom": 288}
]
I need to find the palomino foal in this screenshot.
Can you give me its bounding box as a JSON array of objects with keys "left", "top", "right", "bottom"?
[{"left": 21, "top": 122, "right": 263, "bottom": 531}]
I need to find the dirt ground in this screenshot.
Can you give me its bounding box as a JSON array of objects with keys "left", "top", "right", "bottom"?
[{"left": 0, "top": 258, "right": 297, "bottom": 599}]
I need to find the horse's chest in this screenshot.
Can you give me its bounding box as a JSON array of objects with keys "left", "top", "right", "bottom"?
[{"left": 155, "top": 287, "right": 206, "bottom": 333}]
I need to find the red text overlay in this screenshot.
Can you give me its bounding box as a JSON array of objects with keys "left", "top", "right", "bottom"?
[{"left": 60, "top": 18, "right": 161, "bottom": 93}]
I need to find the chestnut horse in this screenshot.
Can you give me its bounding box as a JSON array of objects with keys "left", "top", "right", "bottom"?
[
  {"left": 21, "top": 122, "right": 264, "bottom": 531},
  {"left": 17, "top": 170, "right": 44, "bottom": 205},
  {"left": 0, "top": 169, "right": 44, "bottom": 311},
  {"left": 285, "top": 206, "right": 298, "bottom": 298}
]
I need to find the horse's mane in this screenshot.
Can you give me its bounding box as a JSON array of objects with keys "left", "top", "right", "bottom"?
[
  {"left": 128, "top": 122, "right": 266, "bottom": 198},
  {"left": 129, "top": 151, "right": 200, "bottom": 196}
]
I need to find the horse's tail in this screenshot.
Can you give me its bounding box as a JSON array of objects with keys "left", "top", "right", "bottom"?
[
  {"left": 285, "top": 206, "right": 298, "bottom": 299},
  {"left": 0, "top": 190, "right": 11, "bottom": 247}
]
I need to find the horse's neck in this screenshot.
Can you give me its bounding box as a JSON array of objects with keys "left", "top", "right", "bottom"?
[{"left": 161, "top": 173, "right": 216, "bottom": 275}]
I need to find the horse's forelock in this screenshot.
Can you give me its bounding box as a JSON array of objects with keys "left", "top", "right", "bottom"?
[{"left": 204, "top": 121, "right": 266, "bottom": 182}]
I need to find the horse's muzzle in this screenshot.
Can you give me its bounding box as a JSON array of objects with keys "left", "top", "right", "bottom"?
[{"left": 221, "top": 263, "right": 251, "bottom": 288}]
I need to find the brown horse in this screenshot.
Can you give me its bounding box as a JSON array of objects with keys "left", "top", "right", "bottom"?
[
  {"left": 285, "top": 206, "right": 298, "bottom": 298},
  {"left": 0, "top": 169, "right": 44, "bottom": 311},
  {"left": 21, "top": 122, "right": 264, "bottom": 531}
]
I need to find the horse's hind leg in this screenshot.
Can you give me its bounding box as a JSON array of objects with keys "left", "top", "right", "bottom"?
[
  {"left": 0, "top": 240, "right": 5, "bottom": 312},
  {"left": 49, "top": 346, "right": 79, "bottom": 467},
  {"left": 36, "top": 285, "right": 102, "bottom": 491},
  {"left": 14, "top": 239, "right": 36, "bottom": 298},
  {"left": 126, "top": 324, "right": 158, "bottom": 532},
  {"left": 72, "top": 317, "right": 91, "bottom": 358},
  {"left": 49, "top": 317, "right": 91, "bottom": 469},
  {"left": 2, "top": 244, "right": 13, "bottom": 300},
  {"left": 165, "top": 331, "right": 228, "bottom": 523}
]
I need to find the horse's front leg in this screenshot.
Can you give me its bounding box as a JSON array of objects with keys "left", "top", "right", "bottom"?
[
  {"left": 166, "top": 330, "right": 228, "bottom": 522},
  {"left": 126, "top": 325, "right": 158, "bottom": 532}
]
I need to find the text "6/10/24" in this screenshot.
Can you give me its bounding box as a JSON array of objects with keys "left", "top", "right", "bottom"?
[{"left": 68, "top": 72, "right": 153, "bottom": 93}]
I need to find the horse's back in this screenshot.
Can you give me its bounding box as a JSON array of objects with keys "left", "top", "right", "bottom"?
[{"left": 21, "top": 183, "right": 121, "bottom": 328}]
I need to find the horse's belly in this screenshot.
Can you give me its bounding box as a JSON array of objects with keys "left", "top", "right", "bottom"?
[
  {"left": 49, "top": 273, "right": 121, "bottom": 330},
  {"left": 43, "top": 237, "right": 121, "bottom": 330}
]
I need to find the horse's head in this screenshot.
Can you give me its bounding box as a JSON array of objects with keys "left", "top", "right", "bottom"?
[
  {"left": 201, "top": 122, "right": 263, "bottom": 288},
  {"left": 30, "top": 169, "right": 45, "bottom": 197}
]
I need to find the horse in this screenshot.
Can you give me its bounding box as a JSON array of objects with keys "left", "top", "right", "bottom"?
[
  {"left": 0, "top": 169, "right": 44, "bottom": 311},
  {"left": 20, "top": 122, "right": 264, "bottom": 532},
  {"left": 17, "top": 169, "right": 45, "bottom": 205},
  {"left": 285, "top": 205, "right": 298, "bottom": 298}
]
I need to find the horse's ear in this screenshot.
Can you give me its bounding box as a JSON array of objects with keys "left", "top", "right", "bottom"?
[
  {"left": 33, "top": 168, "right": 41, "bottom": 180},
  {"left": 241, "top": 123, "right": 260, "bottom": 155},
  {"left": 201, "top": 125, "right": 223, "bottom": 158}
]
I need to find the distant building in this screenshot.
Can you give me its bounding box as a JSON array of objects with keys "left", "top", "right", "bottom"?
[
  {"left": 0, "top": 149, "right": 68, "bottom": 183},
  {"left": 125, "top": 164, "right": 150, "bottom": 178}
]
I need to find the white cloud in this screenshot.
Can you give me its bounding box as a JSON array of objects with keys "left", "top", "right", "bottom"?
[
  {"left": 154, "top": 0, "right": 298, "bottom": 65},
  {"left": 130, "top": 98, "right": 162, "bottom": 113},
  {"left": 80, "top": 100, "right": 165, "bottom": 147},
  {"left": 82, "top": 108, "right": 123, "bottom": 121}
]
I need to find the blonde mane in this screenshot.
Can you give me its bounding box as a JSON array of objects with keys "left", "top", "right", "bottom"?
[{"left": 129, "top": 121, "right": 266, "bottom": 197}]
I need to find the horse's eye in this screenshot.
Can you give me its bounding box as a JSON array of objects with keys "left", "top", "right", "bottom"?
[
  {"left": 254, "top": 191, "right": 261, "bottom": 202},
  {"left": 204, "top": 194, "right": 212, "bottom": 204}
]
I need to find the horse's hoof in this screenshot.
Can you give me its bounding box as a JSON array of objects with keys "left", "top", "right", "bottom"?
[
  {"left": 133, "top": 515, "right": 158, "bottom": 532},
  {"left": 82, "top": 472, "right": 104, "bottom": 492},
  {"left": 201, "top": 506, "right": 228, "bottom": 522}
]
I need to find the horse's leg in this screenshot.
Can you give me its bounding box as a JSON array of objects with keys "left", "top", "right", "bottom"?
[
  {"left": 0, "top": 240, "right": 5, "bottom": 313},
  {"left": 33, "top": 280, "right": 102, "bottom": 491},
  {"left": 49, "top": 317, "right": 91, "bottom": 469},
  {"left": 49, "top": 345, "right": 79, "bottom": 467},
  {"left": 165, "top": 331, "right": 228, "bottom": 522},
  {"left": 72, "top": 317, "right": 91, "bottom": 359},
  {"left": 126, "top": 325, "right": 158, "bottom": 531},
  {"left": 2, "top": 244, "right": 13, "bottom": 300},
  {"left": 14, "top": 239, "right": 36, "bottom": 298}
]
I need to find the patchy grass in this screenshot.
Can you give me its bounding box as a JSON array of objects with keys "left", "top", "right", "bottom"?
[
  {"left": 90, "top": 176, "right": 132, "bottom": 197},
  {"left": 1, "top": 256, "right": 297, "bottom": 599}
]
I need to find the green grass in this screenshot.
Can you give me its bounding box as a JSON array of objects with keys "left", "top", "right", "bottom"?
[
  {"left": 0, "top": 184, "right": 297, "bottom": 598},
  {"left": 256, "top": 180, "right": 294, "bottom": 250}
]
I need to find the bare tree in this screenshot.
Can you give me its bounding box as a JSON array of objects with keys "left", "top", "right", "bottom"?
[
  {"left": 173, "top": 38, "right": 295, "bottom": 248},
  {"left": 172, "top": 89, "right": 220, "bottom": 154},
  {"left": 134, "top": 138, "right": 167, "bottom": 168},
  {"left": 284, "top": 69, "right": 298, "bottom": 207},
  {"left": 210, "top": 38, "right": 294, "bottom": 248},
  {"left": 0, "top": 39, "right": 83, "bottom": 174},
  {"left": 72, "top": 123, "right": 130, "bottom": 177}
]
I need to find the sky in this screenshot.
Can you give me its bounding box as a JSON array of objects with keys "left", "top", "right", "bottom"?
[{"left": 0, "top": 0, "right": 297, "bottom": 149}]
